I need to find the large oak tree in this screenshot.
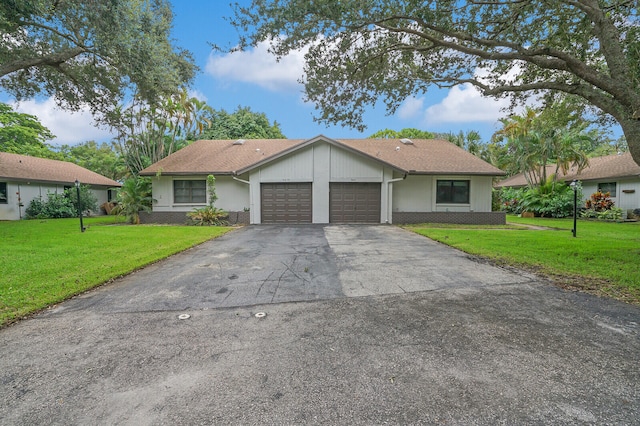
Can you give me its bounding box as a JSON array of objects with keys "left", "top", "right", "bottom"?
[
  {"left": 0, "top": 0, "right": 196, "bottom": 121},
  {"left": 230, "top": 0, "right": 640, "bottom": 165}
]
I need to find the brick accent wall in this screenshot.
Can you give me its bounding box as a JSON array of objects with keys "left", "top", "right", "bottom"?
[
  {"left": 392, "top": 212, "right": 506, "bottom": 225},
  {"left": 139, "top": 211, "right": 250, "bottom": 225}
]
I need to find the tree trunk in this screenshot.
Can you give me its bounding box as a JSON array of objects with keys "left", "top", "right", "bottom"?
[{"left": 620, "top": 118, "right": 640, "bottom": 167}]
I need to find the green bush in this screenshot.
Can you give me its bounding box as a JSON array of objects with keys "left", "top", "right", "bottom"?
[
  {"left": 500, "top": 178, "right": 579, "bottom": 218},
  {"left": 597, "top": 207, "right": 623, "bottom": 220},
  {"left": 25, "top": 192, "right": 75, "bottom": 219},
  {"left": 186, "top": 206, "right": 228, "bottom": 226},
  {"left": 65, "top": 185, "right": 98, "bottom": 214}
]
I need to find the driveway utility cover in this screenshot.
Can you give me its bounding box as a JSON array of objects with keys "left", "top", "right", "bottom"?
[{"left": 50, "top": 225, "right": 533, "bottom": 314}]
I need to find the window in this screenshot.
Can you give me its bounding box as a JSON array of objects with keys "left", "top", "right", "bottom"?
[
  {"left": 597, "top": 182, "right": 617, "bottom": 197},
  {"left": 436, "top": 180, "right": 470, "bottom": 204},
  {"left": 0, "top": 182, "right": 6, "bottom": 204},
  {"left": 174, "top": 180, "right": 206, "bottom": 204}
]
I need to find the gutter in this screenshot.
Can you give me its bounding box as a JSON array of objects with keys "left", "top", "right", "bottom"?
[{"left": 232, "top": 175, "right": 250, "bottom": 185}]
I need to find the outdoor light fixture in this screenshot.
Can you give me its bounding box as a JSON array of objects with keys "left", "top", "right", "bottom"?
[
  {"left": 75, "top": 179, "right": 85, "bottom": 233},
  {"left": 570, "top": 180, "right": 578, "bottom": 237}
]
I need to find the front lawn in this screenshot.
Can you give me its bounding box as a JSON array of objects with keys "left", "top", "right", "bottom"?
[
  {"left": 407, "top": 216, "right": 640, "bottom": 304},
  {"left": 0, "top": 217, "right": 233, "bottom": 326}
]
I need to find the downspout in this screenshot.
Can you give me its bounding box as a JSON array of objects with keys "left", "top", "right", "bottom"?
[
  {"left": 386, "top": 173, "right": 407, "bottom": 224},
  {"left": 232, "top": 174, "right": 252, "bottom": 224}
]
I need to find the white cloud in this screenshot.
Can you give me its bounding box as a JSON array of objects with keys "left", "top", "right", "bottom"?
[
  {"left": 188, "top": 89, "right": 208, "bottom": 102},
  {"left": 397, "top": 96, "right": 425, "bottom": 120},
  {"left": 10, "top": 98, "right": 114, "bottom": 145},
  {"left": 206, "top": 40, "right": 307, "bottom": 92},
  {"left": 423, "top": 83, "right": 511, "bottom": 125}
]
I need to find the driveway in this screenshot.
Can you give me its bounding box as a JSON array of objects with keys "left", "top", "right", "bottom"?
[{"left": 1, "top": 225, "right": 638, "bottom": 424}]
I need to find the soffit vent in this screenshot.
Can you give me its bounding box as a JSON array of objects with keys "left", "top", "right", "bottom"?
[
  {"left": 233, "top": 139, "right": 246, "bottom": 145},
  {"left": 400, "top": 138, "right": 414, "bottom": 145}
]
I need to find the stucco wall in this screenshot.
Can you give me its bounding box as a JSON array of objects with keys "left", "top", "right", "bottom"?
[
  {"left": 151, "top": 175, "right": 250, "bottom": 213},
  {"left": 581, "top": 178, "right": 640, "bottom": 212},
  {"left": 392, "top": 175, "right": 495, "bottom": 215},
  {"left": 0, "top": 180, "right": 111, "bottom": 220}
]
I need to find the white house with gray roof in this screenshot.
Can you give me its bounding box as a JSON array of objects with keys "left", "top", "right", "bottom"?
[
  {"left": 0, "top": 152, "right": 121, "bottom": 220},
  {"left": 139, "top": 135, "right": 506, "bottom": 225}
]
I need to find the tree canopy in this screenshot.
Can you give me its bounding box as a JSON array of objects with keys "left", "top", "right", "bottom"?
[
  {"left": 198, "top": 107, "right": 286, "bottom": 140},
  {"left": 230, "top": 0, "right": 640, "bottom": 165},
  {"left": 0, "top": 102, "right": 59, "bottom": 158},
  {"left": 0, "top": 0, "right": 196, "bottom": 120}
]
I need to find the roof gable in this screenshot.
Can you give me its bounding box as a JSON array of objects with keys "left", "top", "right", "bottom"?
[
  {"left": 140, "top": 135, "right": 504, "bottom": 177},
  {"left": 0, "top": 152, "right": 121, "bottom": 187}
]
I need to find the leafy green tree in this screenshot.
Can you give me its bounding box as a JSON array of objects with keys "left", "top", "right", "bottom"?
[
  {"left": 111, "top": 88, "right": 213, "bottom": 175},
  {"left": 0, "top": 0, "right": 196, "bottom": 121},
  {"left": 0, "top": 102, "right": 59, "bottom": 159},
  {"left": 369, "top": 128, "right": 434, "bottom": 139},
  {"left": 117, "top": 177, "right": 153, "bottom": 224},
  {"left": 58, "top": 141, "right": 126, "bottom": 181},
  {"left": 198, "top": 107, "right": 285, "bottom": 140},
  {"left": 444, "top": 130, "right": 484, "bottom": 157},
  {"left": 230, "top": 0, "right": 640, "bottom": 165}
]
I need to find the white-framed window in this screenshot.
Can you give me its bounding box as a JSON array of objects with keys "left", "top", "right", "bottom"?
[{"left": 173, "top": 180, "right": 206, "bottom": 203}]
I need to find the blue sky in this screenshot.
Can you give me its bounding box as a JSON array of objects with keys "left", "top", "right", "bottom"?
[{"left": 4, "top": 1, "right": 529, "bottom": 145}]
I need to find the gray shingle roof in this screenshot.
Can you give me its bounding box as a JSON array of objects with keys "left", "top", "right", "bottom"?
[
  {"left": 0, "top": 152, "right": 121, "bottom": 187},
  {"left": 140, "top": 136, "right": 504, "bottom": 176}
]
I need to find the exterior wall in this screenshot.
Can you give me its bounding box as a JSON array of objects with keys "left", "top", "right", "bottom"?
[
  {"left": 392, "top": 175, "right": 495, "bottom": 218},
  {"left": 151, "top": 175, "right": 250, "bottom": 213},
  {"left": 0, "top": 180, "right": 111, "bottom": 220},
  {"left": 581, "top": 178, "right": 640, "bottom": 212},
  {"left": 249, "top": 142, "right": 389, "bottom": 224}
]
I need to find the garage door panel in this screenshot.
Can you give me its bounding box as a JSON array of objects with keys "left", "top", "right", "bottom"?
[
  {"left": 330, "top": 183, "right": 381, "bottom": 223},
  {"left": 261, "top": 183, "right": 312, "bottom": 224}
]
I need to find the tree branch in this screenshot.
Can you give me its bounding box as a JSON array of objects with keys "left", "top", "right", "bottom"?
[{"left": 0, "top": 46, "right": 86, "bottom": 77}]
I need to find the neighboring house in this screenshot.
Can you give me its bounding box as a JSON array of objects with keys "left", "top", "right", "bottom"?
[
  {"left": 495, "top": 152, "right": 640, "bottom": 214},
  {"left": 139, "top": 135, "right": 505, "bottom": 225},
  {"left": 0, "top": 152, "right": 121, "bottom": 220}
]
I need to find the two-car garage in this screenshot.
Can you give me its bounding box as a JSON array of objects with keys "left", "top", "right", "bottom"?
[{"left": 260, "top": 182, "right": 381, "bottom": 224}]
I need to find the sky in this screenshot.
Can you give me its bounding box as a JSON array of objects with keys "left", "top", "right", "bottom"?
[{"left": 4, "top": 1, "right": 531, "bottom": 146}]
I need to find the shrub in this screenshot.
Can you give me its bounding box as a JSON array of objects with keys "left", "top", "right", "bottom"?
[
  {"left": 585, "top": 191, "right": 614, "bottom": 211},
  {"left": 25, "top": 192, "right": 76, "bottom": 219},
  {"left": 117, "top": 177, "right": 153, "bottom": 224},
  {"left": 187, "top": 206, "right": 228, "bottom": 226},
  {"left": 65, "top": 184, "right": 98, "bottom": 214},
  {"left": 498, "top": 187, "right": 526, "bottom": 214},
  {"left": 597, "top": 207, "right": 623, "bottom": 220}
]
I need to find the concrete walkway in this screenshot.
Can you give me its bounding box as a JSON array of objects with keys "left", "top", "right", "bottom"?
[{"left": 1, "top": 225, "right": 638, "bottom": 424}]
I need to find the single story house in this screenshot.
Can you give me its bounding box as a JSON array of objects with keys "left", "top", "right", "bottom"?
[
  {"left": 0, "top": 152, "right": 121, "bottom": 220},
  {"left": 139, "top": 135, "right": 505, "bottom": 225},
  {"left": 495, "top": 152, "right": 640, "bottom": 214}
]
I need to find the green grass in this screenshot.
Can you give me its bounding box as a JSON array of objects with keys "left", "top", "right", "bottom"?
[
  {"left": 407, "top": 216, "right": 640, "bottom": 304},
  {"left": 0, "top": 216, "right": 233, "bottom": 326}
]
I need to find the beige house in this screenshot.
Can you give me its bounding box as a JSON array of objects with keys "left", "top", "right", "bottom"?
[
  {"left": 140, "top": 135, "right": 506, "bottom": 225},
  {"left": 495, "top": 152, "right": 640, "bottom": 214},
  {"left": 0, "top": 152, "right": 121, "bottom": 220}
]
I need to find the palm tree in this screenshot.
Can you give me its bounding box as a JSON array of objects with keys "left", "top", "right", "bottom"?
[{"left": 117, "top": 178, "right": 153, "bottom": 224}]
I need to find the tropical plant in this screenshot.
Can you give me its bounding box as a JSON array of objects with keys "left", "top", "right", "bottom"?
[
  {"left": 111, "top": 88, "right": 213, "bottom": 176},
  {"left": 585, "top": 191, "right": 615, "bottom": 212},
  {"left": 116, "top": 178, "right": 153, "bottom": 224}
]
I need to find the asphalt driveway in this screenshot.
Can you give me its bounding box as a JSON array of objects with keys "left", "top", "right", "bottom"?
[{"left": 1, "top": 225, "right": 638, "bottom": 424}]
